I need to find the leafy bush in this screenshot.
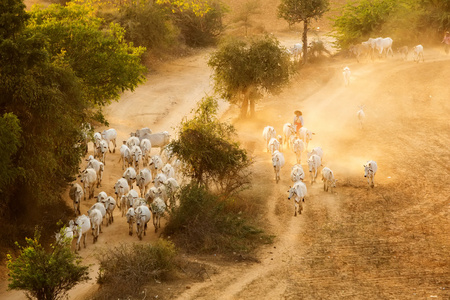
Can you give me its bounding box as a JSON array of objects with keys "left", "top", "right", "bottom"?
[
  {"left": 170, "top": 96, "right": 252, "bottom": 194},
  {"left": 331, "top": 0, "right": 396, "bottom": 49},
  {"left": 164, "top": 184, "right": 271, "bottom": 254},
  {"left": 96, "top": 240, "right": 177, "bottom": 299},
  {"left": 112, "top": 1, "right": 179, "bottom": 52},
  {"left": 7, "top": 230, "right": 90, "bottom": 300},
  {"left": 158, "top": 0, "right": 228, "bottom": 47}
]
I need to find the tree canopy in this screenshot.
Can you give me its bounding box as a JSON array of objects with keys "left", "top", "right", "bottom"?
[
  {"left": 0, "top": 0, "right": 147, "bottom": 245},
  {"left": 169, "top": 96, "right": 251, "bottom": 194},
  {"left": 278, "top": 0, "right": 329, "bottom": 62},
  {"left": 7, "top": 231, "right": 90, "bottom": 300},
  {"left": 208, "top": 36, "right": 292, "bottom": 118}
]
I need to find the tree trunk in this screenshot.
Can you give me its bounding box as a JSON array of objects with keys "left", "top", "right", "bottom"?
[
  {"left": 240, "top": 92, "right": 249, "bottom": 119},
  {"left": 302, "top": 21, "right": 308, "bottom": 64},
  {"left": 249, "top": 98, "right": 255, "bottom": 118}
]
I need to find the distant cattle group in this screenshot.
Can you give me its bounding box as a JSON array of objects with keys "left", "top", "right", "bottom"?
[{"left": 58, "top": 126, "right": 182, "bottom": 251}]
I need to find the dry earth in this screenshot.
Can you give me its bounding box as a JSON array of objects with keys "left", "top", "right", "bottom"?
[{"left": 2, "top": 1, "right": 450, "bottom": 298}]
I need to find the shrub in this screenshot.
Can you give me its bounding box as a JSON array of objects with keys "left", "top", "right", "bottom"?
[
  {"left": 164, "top": 184, "right": 271, "bottom": 254},
  {"left": 96, "top": 240, "right": 177, "bottom": 299},
  {"left": 7, "top": 230, "right": 90, "bottom": 300},
  {"left": 113, "top": 1, "right": 179, "bottom": 51},
  {"left": 158, "top": 0, "right": 228, "bottom": 47},
  {"left": 331, "top": 0, "right": 396, "bottom": 49}
]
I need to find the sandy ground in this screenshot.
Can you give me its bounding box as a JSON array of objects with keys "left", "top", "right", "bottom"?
[{"left": 2, "top": 36, "right": 450, "bottom": 299}]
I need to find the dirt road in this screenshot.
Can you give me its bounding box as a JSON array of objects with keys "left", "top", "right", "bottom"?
[{"left": 2, "top": 42, "right": 450, "bottom": 299}]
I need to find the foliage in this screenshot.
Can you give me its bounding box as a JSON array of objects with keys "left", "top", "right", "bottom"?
[
  {"left": 208, "top": 35, "right": 292, "bottom": 118},
  {"left": 158, "top": 0, "right": 228, "bottom": 47},
  {"left": 420, "top": 0, "right": 450, "bottom": 32},
  {"left": 7, "top": 230, "right": 90, "bottom": 300},
  {"left": 278, "top": 0, "right": 329, "bottom": 62},
  {"left": 0, "top": 0, "right": 147, "bottom": 251},
  {"left": 0, "top": 113, "right": 22, "bottom": 194},
  {"left": 0, "top": 0, "right": 29, "bottom": 39},
  {"left": 96, "top": 240, "right": 177, "bottom": 299},
  {"left": 28, "top": 3, "right": 147, "bottom": 106},
  {"left": 164, "top": 183, "right": 271, "bottom": 254},
  {"left": 107, "top": 0, "right": 179, "bottom": 52},
  {"left": 331, "top": 0, "right": 396, "bottom": 49},
  {"left": 169, "top": 96, "right": 251, "bottom": 194}
]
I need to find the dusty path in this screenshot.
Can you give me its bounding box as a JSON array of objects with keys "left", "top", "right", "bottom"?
[{"left": 2, "top": 43, "right": 450, "bottom": 300}]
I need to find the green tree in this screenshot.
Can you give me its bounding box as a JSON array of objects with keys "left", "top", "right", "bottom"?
[
  {"left": 0, "top": 0, "right": 146, "bottom": 246},
  {"left": 278, "top": 0, "right": 329, "bottom": 63},
  {"left": 331, "top": 0, "right": 396, "bottom": 49},
  {"left": 7, "top": 231, "right": 90, "bottom": 300},
  {"left": 157, "top": 0, "right": 227, "bottom": 47},
  {"left": 208, "top": 36, "right": 292, "bottom": 118},
  {"left": 169, "top": 96, "right": 251, "bottom": 194},
  {"left": 0, "top": 113, "right": 22, "bottom": 194},
  {"left": 28, "top": 2, "right": 147, "bottom": 106}
]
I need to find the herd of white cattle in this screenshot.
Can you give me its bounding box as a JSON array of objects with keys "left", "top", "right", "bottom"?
[
  {"left": 263, "top": 119, "right": 378, "bottom": 217},
  {"left": 348, "top": 37, "right": 425, "bottom": 63},
  {"left": 57, "top": 126, "right": 183, "bottom": 251}
]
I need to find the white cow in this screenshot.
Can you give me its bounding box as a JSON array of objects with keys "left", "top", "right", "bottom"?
[
  {"left": 150, "top": 197, "right": 166, "bottom": 233},
  {"left": 126, "top": 207, "right": 135, "bottom": 236},
  {"left": 357, "top": 105, "right": 365, "bottom": 129},
  {"left": 101, "top": 128, "right": 117, "bottom": 153},
  {"left": 136, "top": 168, "right": 152, "bottom": 197},
  {"left": 147, "top": 131, "right": 171, "bottom": 153},
  {"left": 88, "top": 208, "right": 102, "bottom": 243},
  {"left": 364, "top": 160, "right": 378, "bottom": 188},
  {"left": 161, "top": 163, "right": 175, "bottom": 179},
  {"left": 135, "top": 205, "right": 152, "bottom": 240},
  {"left": 349, "top": 43, "right": 371, "bottom": 62},
  {"left": 130, "top": 145, "right": 142, "bottom": 171},
  {"left": 127, "top": 136, "right": 140, "bottom": 149},
  {"left": 307, "top": 154, "right": 322, "bottom": 184},
  {"left": 133, "top": 127, "right": 152, "bottom": 141},
  {"left": 292, "top": 138, "right": 305, "bottom": 164},
  {"left": 97, "top": 139, "right": 108, "bottom": 165},
  {"left": 69, "top": 183, "right": 83, "bottom": 215},
  {"left": 343, "top": 66, "right": 351, "bottom": 86},
  {"left": 307, "top": 147, "right": 324, "bottom": 161},
  {"left": 163, "top": 177, "right": 180, "bottom": 207},
  {"left": 140, "top": 138, "right": 152, "bottom": 166},
  {"left": 55, "top": 224, "right": 74, "bottom": 247},
  {"left": 100, "top": 196, "right": 116, "bottom": 226},
  {"left": 123, "top": 167, "right": 137, "bottom": 189},
  {"left": 268, "top": 137, "right": 281, "bottom": 155},
  {"left": 93, "top": 132, "right": 102, "bottom": 158},
  {"left": 412, "top": 45, "right": 424, "bottom": 62},
  {"left": 375, "top": 37, "right": 394, "bottom": 57},
  {"left": 80, "top": 168, "right": 97, "bottom": 200},
  {"left": 149, "top": 155, "right": 164, "bottom": 179},
  {"left": 287, "top": 180, "right": 307, "bottom": 216},
  {"left": 153, "top": 173, "right": 167, "bottom": 188},
  {"left": 126, "top": 189, "right": 139, "bottom": 211},
  {"left": 86, "top": 156, "right": 104, "bottom": 187},
  {"left": 262, "top": 126, "right": 277, "bottom": 152},
  {"left": 321, "top": 167, "right": 337, "bottom": 193},
  {"left": 291, "top": 164, "right": 305, "bottom": 182},
  {"left": 114, "top": 177, "right": 130, "bottom": 209},
  {"left": 72, "top": 214, "right": 91, "bottom": 251},
  {"left": 291, "top": 43, "right": 303, "bottom": 61},
  {"left": 144, "top": 187, "right": 159, "bottom": 205},
  {"left": 119, "top": 142, "right": 132, "bottom": 170},
  {"left": 97, "top": 191, "right": 108, "bottom": 204},
  {"left": 88, "top": 202, "right": 106, "bottom": 228},
  {"left": 282, "top": 123, "right": 296, "bottom": 149},
  {"left": 299, "top": 127, "right": 314, "bottom": 150},
  {"left": 271, "top": 150, "right": 285, "bottom": 183}
]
